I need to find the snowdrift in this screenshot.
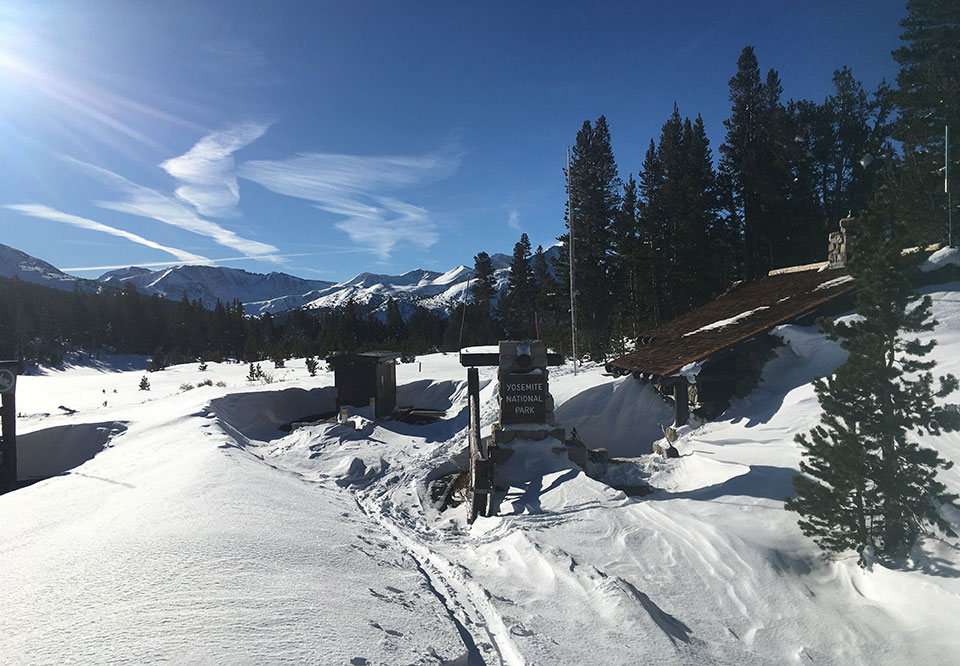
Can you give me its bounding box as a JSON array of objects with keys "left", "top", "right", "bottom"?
[
  {"left": 17, "top": 421, "right": 127, "bottom": 482},
  {"left": 554, "top": 374, "right": 674, "bottom": 457}
]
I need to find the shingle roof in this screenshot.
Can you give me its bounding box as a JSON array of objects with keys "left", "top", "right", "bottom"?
[{"left": 607, "top": 266, "right": 855, "bottom": 379}]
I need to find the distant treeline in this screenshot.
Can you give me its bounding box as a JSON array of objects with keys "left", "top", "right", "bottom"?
[{"left": 0, "top": 278, "right": 464, "bottom": 365}]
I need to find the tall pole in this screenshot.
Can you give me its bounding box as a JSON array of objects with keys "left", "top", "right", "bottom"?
[
  {"left": 0, "top": 392, "right": 16, "bottom": 493},
  {"left": 947, "top": 125, "right": 953, "bottom": 248},
  {"left": 567, "top": 148, "right": 578, "bottom": 374}
]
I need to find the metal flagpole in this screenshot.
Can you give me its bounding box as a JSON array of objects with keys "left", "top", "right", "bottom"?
[
  {"left": 567, "top": 148, "right": 578, "bottom": 374},
  {"left": 947, "top": 125, "right": 953, "bottom": 248}
]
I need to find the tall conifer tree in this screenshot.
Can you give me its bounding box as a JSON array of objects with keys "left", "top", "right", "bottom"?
[
  {"left": 892, "top": 0, "right": 960, "bottom": 244},
  {"left": 501, "top": 234, "right": 536, "bottom": 339},
  {"left": 564, "top": 116, "right": 621, "bottom": 359},
  {"left": 720, "top": 46, "right": 766, "bottom": 280}
]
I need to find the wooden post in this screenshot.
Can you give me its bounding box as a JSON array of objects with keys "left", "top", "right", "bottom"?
[
  {"left": 467, "top": 367, "right": 489, "bottom": 522},
  {"left": 0, "top": 361, "right": 19, "bottom": 494},
  {"left": 673, "top": 380, "right": 689, "bottom": 427}
]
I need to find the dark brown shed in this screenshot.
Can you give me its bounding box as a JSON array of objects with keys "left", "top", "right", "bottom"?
[
  {"left": 327, "top": 351, "right": 400, "bottom": 418},
  {"left": 607, "top": 265, "right": 856, "bottom": 381},
  {"left": 607, "top": 264, "right": 857, "bottom": 423}
]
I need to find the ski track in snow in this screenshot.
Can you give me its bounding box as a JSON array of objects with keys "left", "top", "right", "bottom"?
[{"left": 3, "top": 285, "right": 960, "bottom": 664}]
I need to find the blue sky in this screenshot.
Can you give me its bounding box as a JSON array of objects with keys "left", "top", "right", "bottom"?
[{"left": 0, "top": 1, "right": 906, "bottom": 283}]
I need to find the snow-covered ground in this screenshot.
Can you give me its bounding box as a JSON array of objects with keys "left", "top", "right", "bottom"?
[{"left": 2, "top": 284, "right": 960, "bottom": 665}]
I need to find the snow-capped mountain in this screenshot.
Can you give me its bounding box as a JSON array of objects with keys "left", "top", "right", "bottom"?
[
  {"left": 0, "top": 242, "right": 96, "bottom": 292},
  {"left": 2, "top": 242, "right": 562, "bottom": 318},
  {"left": 97, "top": 265, "right": 335, "bottom": 312},
  {"left": 94, "top": 251, "right": 538, "bottom": 317},
  {"left": 298, "top": 246, "right": 559, "bottom": 318},
  {"left": 302, "top": 265, "right": 483, "bottom": 315}
]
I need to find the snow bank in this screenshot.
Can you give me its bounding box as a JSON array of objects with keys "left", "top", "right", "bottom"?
[
  {"left": 209, "top": 386, "right": 336, "bottom": 443},
  {"left": 554, "top": 375, "right": 674, "bottom": 457},
  {"left": 17, "top": 421, "right": 127, "bottom": 481},
  {"left": 920, "top": 246, "right": 960, "bottom": 272},
  {"left": 396, "top": 378, "right": 470, "bottom": 411}
]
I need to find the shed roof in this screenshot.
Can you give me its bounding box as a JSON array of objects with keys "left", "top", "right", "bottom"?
[
  {"left": 327, "top": 351, "right": 401, "bottom": 366},
  {"left": 607, "top": 266, "right": 855, "bottom": 379}
]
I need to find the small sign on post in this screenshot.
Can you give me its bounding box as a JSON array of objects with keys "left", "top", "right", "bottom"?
[{"left": 0, "top": 367, "right": 16, "bottom": 395}]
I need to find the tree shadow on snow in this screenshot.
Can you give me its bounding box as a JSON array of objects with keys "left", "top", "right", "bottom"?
[
  {"left": 901, "top": 540, "right": 960, "bottom": 578},
  {"left": 504, "top": 469, "right": 580, "bottom": 516},
  {"left": 618, "top": 578, "right": 694, "bottom": 647},
  {"left": 650, "top": 465, "right": 798, "bottom": 503},
  {"left": 379, "top": 404, "right": 470, "bottom": 444}
]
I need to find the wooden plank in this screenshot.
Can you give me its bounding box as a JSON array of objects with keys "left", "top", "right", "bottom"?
[{"left": 0, "top": 393, "right": 16, "bottom": 494}]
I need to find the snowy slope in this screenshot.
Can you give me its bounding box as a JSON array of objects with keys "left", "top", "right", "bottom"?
[
  {"left": 0, "top": 242, "right": 97, "bottom": 292},
  {"left": 94, "top": 247, "right": 551, "bottom": 316},
  {"left": 1, "top": 242, "right": 551, "bottom": 317},
  {"left": 4, "top": 284, "right": 959, "bottom": 664},
  {"left": 97, "top": 264, "right": 335, "bottom": 311}
]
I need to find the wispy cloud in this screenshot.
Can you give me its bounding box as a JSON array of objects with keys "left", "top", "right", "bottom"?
[
  {"left": 3, "top": 203, "right": 209, "bottom": 264},
  {"left": 507, "top": 209, "right": 522, "bottom": 233},
  {"left": 62, "top": 156, "right": 282, "bottom": 261},
  {"left": 160, "top": 122, "right": 270, "bottom": 217},
  {"left": 62, "top": 252, "right": 326, "bottom": 273},
  {"left": 237, "top": 149, "right": 459, "bottom": 259}
]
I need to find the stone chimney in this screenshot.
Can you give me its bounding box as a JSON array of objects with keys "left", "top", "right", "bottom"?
[{"left": 828, "top": 217, "right": 859, "bottom": 268}]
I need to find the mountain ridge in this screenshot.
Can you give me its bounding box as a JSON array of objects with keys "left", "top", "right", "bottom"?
[{"left": 0, "top": 243, "right": 561, "bottom": 318}]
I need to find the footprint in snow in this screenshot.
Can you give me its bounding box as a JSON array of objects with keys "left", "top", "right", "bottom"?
[
  {"left": 504, "top": 616, "right": 534, "bottom": 637},
  {"left": 367, "top": 621, "right": 404, "bottom": 637}
]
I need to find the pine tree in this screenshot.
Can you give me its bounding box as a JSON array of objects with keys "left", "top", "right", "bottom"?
[
  {"left": 637, "top": 105, "right": 722, "bottom": 324},
  {"left": 679, "top": 114, "right": 721, "bottom": 310},
  {"left": 470, "top": 251, "right": 499, "bottom": 344},
  {"left": 500, "top": 233, "right": 537, "bottom": 339},
  {"left": 147, "top": 346, "right": 166, "bottom": 372},
  {"left": 655, "top": 105, "right": 686, "bottom": 320},
  {"left": 810, "top": 67, "right": 894, "bottom": 228},
  {"left": 532, "top": 245, "right": 563, "bottom": 347},
  {"left": 610, "top": 175, "right": 649, "bottom": 348},
  {"left": 892, "top": 0, "right": 960, "bottom": 244},
  {"left": 786, "top": 212, "right": 959, "bottom": 562},
  {"left": 385, "top": 298, "right": 405, "bottom": 341},
  {"left": 720, "top": 46, "right": 766, "bottom": 280},
  {"left": 565, "top": 116, "right": 622, "bottom": 359},
  {"left": 472, "top": 251, "right": 496, "bottom": 315},
  {"left": 638, "top": 138, "right": 665, "bottom": 325}
]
